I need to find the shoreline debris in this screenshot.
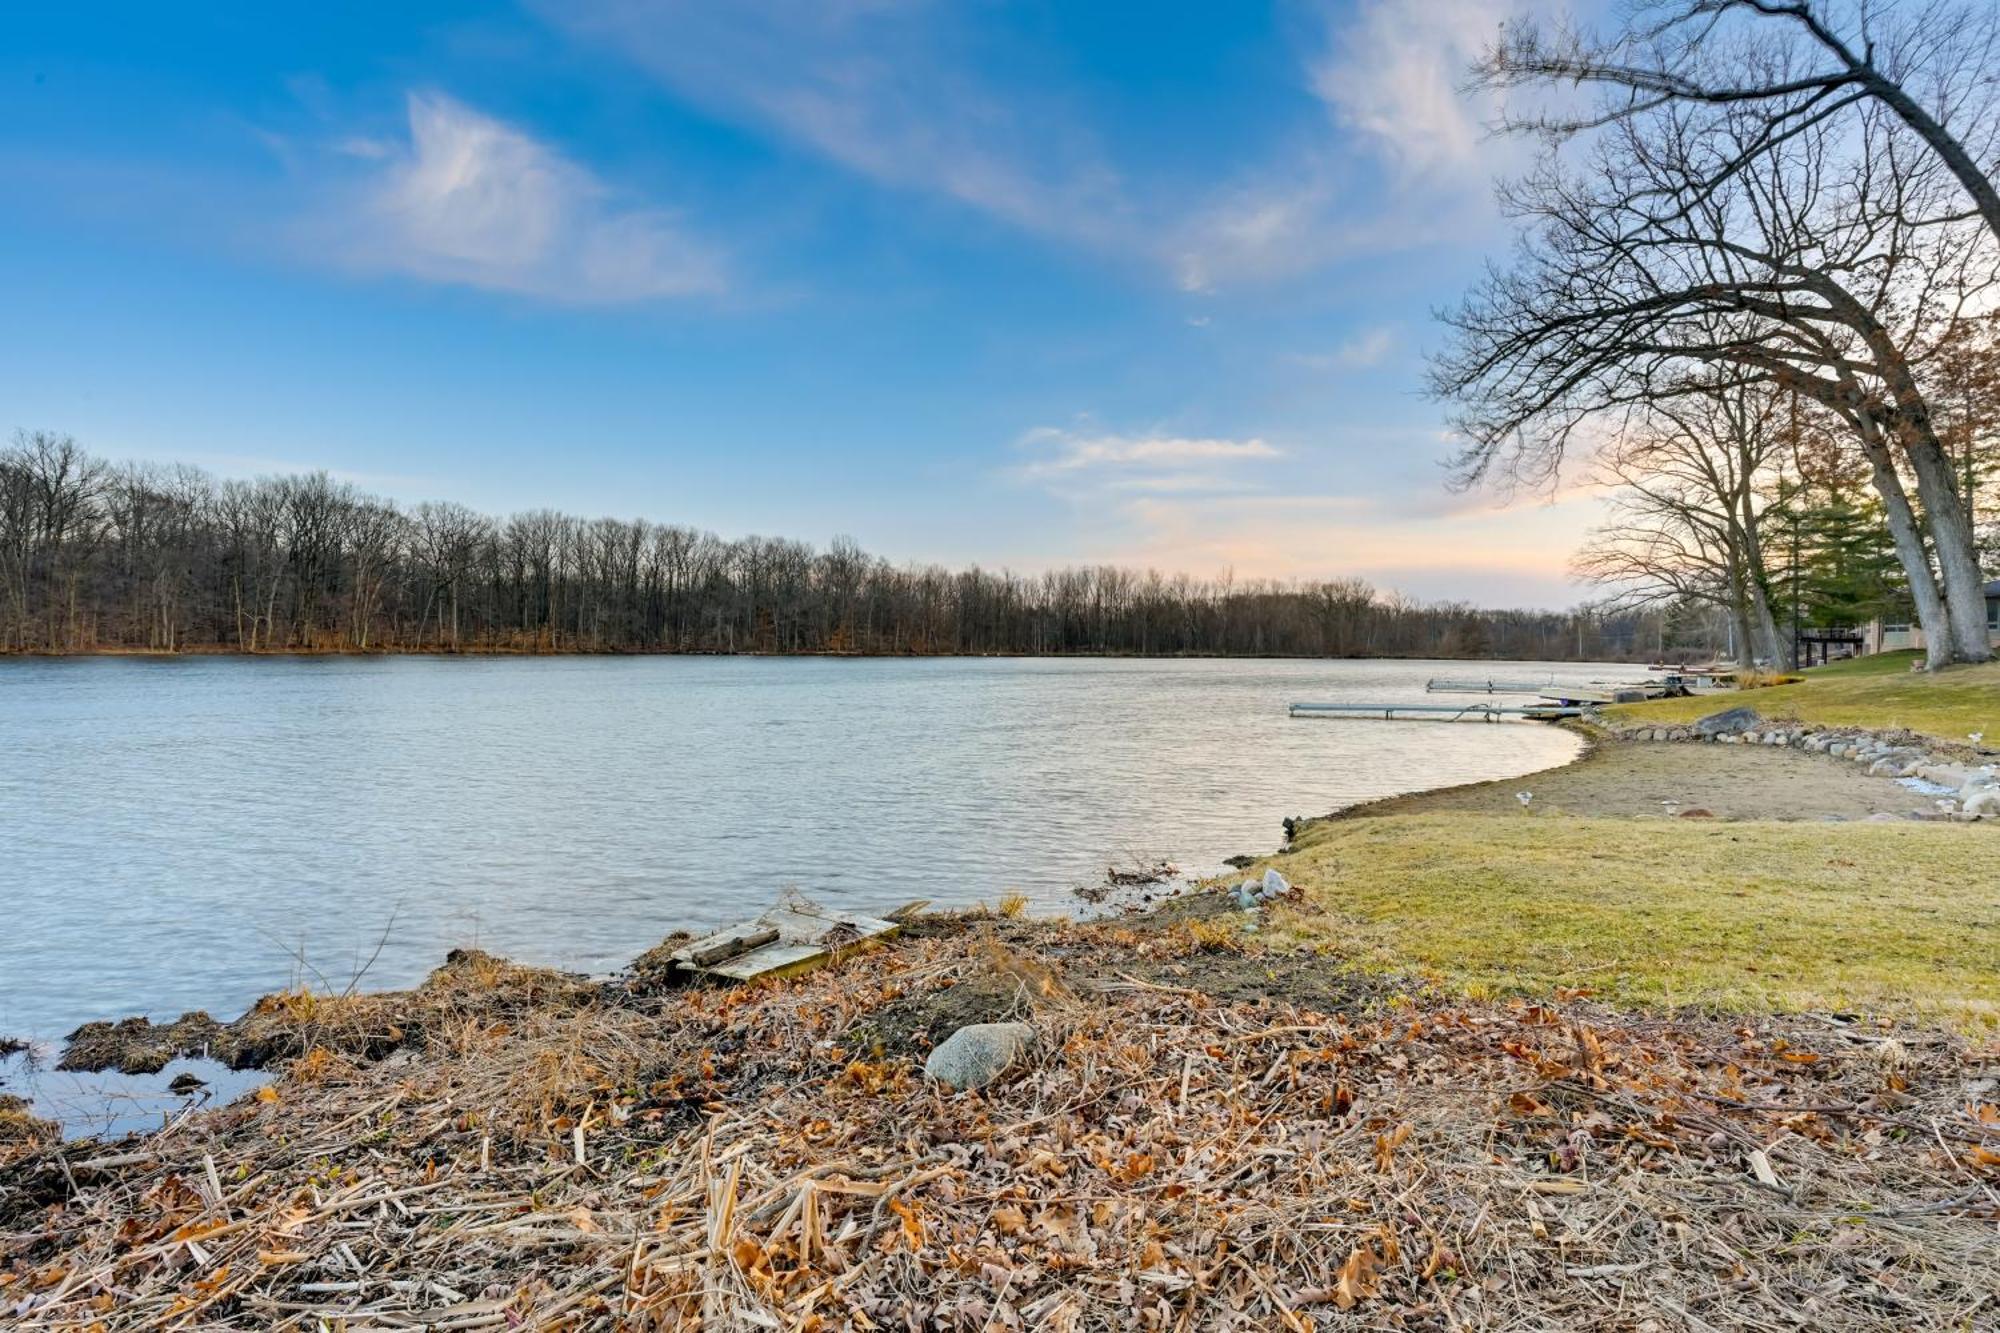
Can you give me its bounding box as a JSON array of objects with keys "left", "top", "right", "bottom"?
[
  {"left": 667, "top": 888, "right": 901, "bottom": 983},
  {"left": 4, "top": 917, "right": 1992, "bottom": 1330}
]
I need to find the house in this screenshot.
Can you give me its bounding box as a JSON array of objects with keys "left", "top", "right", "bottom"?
[{"left": 1865, "top": 579, "right": 2000, "bottom": 655}]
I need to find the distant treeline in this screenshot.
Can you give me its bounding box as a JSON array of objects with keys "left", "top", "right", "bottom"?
[{"left": 1, "top": 434, "right": 1669, "bottom": 660}]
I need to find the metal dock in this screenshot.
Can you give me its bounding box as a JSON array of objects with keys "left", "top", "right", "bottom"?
[
  {"left": 1289, "top": 701, "right": 1588, "bottom": 723},
  {"left": 1425, "top": 676, "right": 1556, "bottom": 694}
]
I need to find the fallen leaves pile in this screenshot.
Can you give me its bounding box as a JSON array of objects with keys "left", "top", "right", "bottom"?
[{"left": 2, "top": 915, "right": 1996, "bottom": 1330}]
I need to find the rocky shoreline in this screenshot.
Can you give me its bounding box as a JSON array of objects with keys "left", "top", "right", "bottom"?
[{"left": 1597, "top": 708, "right": 2000, "bottom": 820}]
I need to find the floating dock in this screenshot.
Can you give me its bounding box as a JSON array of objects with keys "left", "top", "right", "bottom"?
[{"left": 1289, "top": 701, "right": 1587, "bottom": 723}]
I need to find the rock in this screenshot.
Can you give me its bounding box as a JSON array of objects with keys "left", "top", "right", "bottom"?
[
  {"left": 168, "top": 1072, "right": 208, "bottom": 1095},
  {"left": 1917, "top": 764, "right": 1973, "bottom": 789},
  {"left": 1677, "top": 807, "right": 1714, "bottom": 819},
  {"left": 924, "top": 1021, "right": 1036, "bottom": 1091},
  {"left": 1611, "top": 688, "right": 1647, "bottom": 703},
  {"left": 1259, "top": 868, "right": 1290, "bottom": 901},
  {"left": 1695, "top": 707, "right": 1760, "bottom": 738},
  {"left": 1964, "top": 789, "right": 2000, "bottom": 819}
]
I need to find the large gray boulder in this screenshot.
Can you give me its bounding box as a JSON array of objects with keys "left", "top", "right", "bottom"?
[
  {"left": 1694, "top": 706, "right": 1761, "bottom": 739},
  {"left": 923, "top": 1021, "right": 1035, "bottom": 1091}
]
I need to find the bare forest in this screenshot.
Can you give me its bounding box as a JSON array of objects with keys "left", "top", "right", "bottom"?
[{"left": 0, "top": 435, "right": 1667, "bottom": 661}]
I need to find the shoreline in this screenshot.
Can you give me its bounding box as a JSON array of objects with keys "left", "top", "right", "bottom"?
[
  {"left": 5, "top": 709, "right": 1964, "bottom": 1132},
  {"left": 7, "top": 833, "right": 1992, "bottom": 1328},
  {"left": 0, "top": 645, "right": 1662, "bottom": 663},
  {"left": 0, "top": 718, "right": 1590, "bottom": 1139},
  {"left": 6, "top": 719, "right": 1998, "bottom": 1328},
  {"left": 8, "top": 704, "right": 1984, "bottom": 1098}
]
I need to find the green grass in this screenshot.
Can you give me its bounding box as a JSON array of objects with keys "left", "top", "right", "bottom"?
[
  {"left": 1264, "top": 811, "right": 2000, "bottom": 1026},
  {"left": 1608, "top": 650, "right": 2000, "bottom": 743}
]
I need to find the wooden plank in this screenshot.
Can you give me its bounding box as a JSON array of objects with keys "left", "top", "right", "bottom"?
[
  {"left": 675, "top": 888, "right": 906, "bottom": 984},
  {"left": 705, "top": 942, "right": 830, "bottom": 982},
  {"left": 675, "top": 925, "right": 780, "bottom": 968}
]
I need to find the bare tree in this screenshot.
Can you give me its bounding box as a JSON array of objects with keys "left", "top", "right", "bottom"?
[
  {"left": 1480, "top": 0, "right": 2000, "bottom": 246},
  {"left": 1432, "top": 67, "right": 1995, "bottom": 663},
  {"left": 1574, "top": 384, "right": 1794, "bottom": 665}
]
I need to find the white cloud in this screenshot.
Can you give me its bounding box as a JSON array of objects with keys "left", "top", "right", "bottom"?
[
  {"left": 535, "top": 0, "right": 1516, "bottom": 294},
  {"left": 324, "top": 92, "right": 724, "bottom": 303},
  {"left": 1167, "top": 0, "right": 1576, "bottom": 291},
  {"left": 1018, "top": 427, "right": 1282, "bottom": 478},
  {"left": 524, "top": 0, "right": 1572, "bottom": 296},
  {"left": 1337, "top": 326, "right": 1396, "bottom": 367},
  {"left": 532, "top": 0, "right": 1130, "bottom": 249},
  {"left": 1291, "top": 326, "right": 1398, "bottom": 372},
  {"left": 1310, "top": 0, "right": 1515, "bottom": 179}
]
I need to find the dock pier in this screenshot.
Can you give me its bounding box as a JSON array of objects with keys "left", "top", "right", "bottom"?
[{"left": 1288, "top": 701, "right": 1588, "bottom": 723}]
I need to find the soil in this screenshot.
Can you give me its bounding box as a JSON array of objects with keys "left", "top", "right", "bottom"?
[{"left": 1328, "top": 734, "right": 1940, "bottom": 823}]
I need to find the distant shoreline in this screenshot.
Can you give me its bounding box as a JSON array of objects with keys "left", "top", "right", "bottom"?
[{"left": 0, "top": 645, "right": 1659, "bottom": 664}]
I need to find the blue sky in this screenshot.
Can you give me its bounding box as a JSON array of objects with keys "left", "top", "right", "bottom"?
[{"left": 0, "top": 0, "right": 1603, "bottom": 606}]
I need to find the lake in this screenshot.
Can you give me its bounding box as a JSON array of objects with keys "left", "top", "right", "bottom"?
[{"left": 2, "top": 655, "right": 1601, "bottom": 1115}]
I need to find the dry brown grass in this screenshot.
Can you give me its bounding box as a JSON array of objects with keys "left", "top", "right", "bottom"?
[{"left": 5, "top": 921, "right": 1996, "bottom": 1331}]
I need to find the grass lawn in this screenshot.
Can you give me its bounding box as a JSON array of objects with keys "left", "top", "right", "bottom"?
[
  {"left": 1607, "top": 650, "right": 2000, "bottom": 742},
  {"left": 1262, "top": 811, "right": 2000, "bottom": 1027}
]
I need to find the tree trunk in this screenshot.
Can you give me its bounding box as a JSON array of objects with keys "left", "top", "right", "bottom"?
[
  {"left": 1727, "top": 595, "right": 1758, "bottom": 670},
  {"left": 1899, "top": 426, "right": 1993, "bottom": 663},
  {"left": 1734, "top": 498, "right": 1791, "bottom": 669},
  {"left": 1853, "top": 416, "right": 1955, "bottom": 668},
  {"left": 1747, "top": 577, "right": 1788, "bottom": 670},
  {"left": 1819, "top": 289, "right": 1991, "bottom": 663}
]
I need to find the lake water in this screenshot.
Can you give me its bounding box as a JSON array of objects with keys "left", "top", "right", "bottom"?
[{"left": 2, "top": 655, "right": 1599, "bottom": 1121}]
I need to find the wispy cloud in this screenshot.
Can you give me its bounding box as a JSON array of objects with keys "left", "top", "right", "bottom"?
[
  {"left": 1094, "top": 489, "right": 1598, "bottom": 604},
  {"left": 532, "top": 0, "right": 1130, "bottom": 249},
  {"left": 1310, "top": 0, "right": 1515, "bottom": 180},
  {"left": 1289, "top": 326, "right": 1398, "bottom": 372},
  {"left": 1018, "top": 426, "right": 1281, "bottom": 478},
  {"left": 314, "top": 92, "right": 725, "bottom": 304},
  {"left": 1013, "top": 425, "right": 1285, "bottom": 507},
  {"left": 535, "top": 0, "right": 1542, "bottom": 295},
  {"left": 1166, "top": 0, "right": 1567, "bottom": 292}
]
